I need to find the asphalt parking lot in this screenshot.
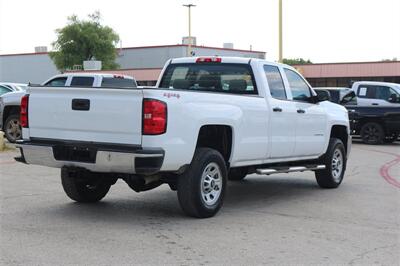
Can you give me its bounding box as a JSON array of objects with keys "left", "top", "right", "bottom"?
[{"left": 1, "top": 141, "right": 399, "bottom": 265}]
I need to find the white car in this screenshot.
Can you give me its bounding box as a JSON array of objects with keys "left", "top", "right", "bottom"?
[
  {"left": 0, "top": 83, "right": 27, "bottom": 96},
  {"left": 16, "top": 57, "right": 351, "bottom": 218},
  {"left": 0, "top": 73, "right": 136, "bottom": 142},
  {"left": 351, "top": 81, "right": 400, "bottom": 107}
]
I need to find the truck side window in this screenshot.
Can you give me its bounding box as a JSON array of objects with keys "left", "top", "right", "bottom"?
[
  {"left": 357, "top": 85, "right": 376, "bottom": 98},
  {"left": 357, "top": 85, "right": 397, "bottom": 101},
  {"left": 44, "top": 77, "right": 67, "bottom": 86},
  {"left": 376, "top": 86, "right": 397, "bottom": 100},
  {"left": 264, "top": 65, "right": 286, "bottom": 99},
  {"left": 284, "top": 69, "right": 311, "bottom": 101},
  {"left": 70, "top": 77, "right": 95, "bottom": 87}
]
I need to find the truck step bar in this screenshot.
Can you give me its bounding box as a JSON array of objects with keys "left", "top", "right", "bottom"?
[{"left": 256, "top": 165, "right": 326, "bottom": 175}]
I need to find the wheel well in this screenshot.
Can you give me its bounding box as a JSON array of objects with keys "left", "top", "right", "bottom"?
[
  {"left": 330, "top": 125, "right": 348, "bottom": 152},
  {"left": 196, "top": 125, "right": 233, "bottom": 163},
  {"left": 3, "top": 106, "right": 20, "bottom": 127}
]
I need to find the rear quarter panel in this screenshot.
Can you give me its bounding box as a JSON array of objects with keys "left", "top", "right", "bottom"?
[{"left": 142, "top": 89, "right": 269, "bottom": 171}]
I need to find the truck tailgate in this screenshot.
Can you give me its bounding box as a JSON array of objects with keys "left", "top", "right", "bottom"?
[{"left": 27, "top": 87, "right": 143, "bottom": 145}]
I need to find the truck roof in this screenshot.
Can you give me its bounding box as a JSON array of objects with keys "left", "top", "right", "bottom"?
[
  {"left": 352, "top": 81, "right": 400, "bottom": 87},
  {"left": 51, "top": 73, "right": 135, "bottom": 80},
  {"left": 170, "top": 56, "right": 292, "bottom": 69}
]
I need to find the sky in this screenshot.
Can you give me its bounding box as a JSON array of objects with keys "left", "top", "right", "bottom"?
[{"left": 0, "top": 0, "right": 399, "bottom": 63}]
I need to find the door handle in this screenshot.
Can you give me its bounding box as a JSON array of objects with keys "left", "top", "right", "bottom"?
[
  {"left": 297, "top": 109, "right": 306, "bottom": 114},
  {"left": 273, "top": 107, "right": 282, "bottom": 112},
  {"left": 372, "top": 103, "right": 379, "bottom": 106}
]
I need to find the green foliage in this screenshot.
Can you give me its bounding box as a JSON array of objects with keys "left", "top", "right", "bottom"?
[
  {"left": 49, "top": 11, "right": 120, "bottom": 71},
  {"left": 282, "top": 58, "right": 313, "bottom": 65}
]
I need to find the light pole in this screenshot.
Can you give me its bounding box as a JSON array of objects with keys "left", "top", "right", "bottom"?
[
  {"left": 278, "top": 0, "right": 283, "bottom": 62},
  {"left": 183, "top": 4, "right": 196, "bottom": 57}
]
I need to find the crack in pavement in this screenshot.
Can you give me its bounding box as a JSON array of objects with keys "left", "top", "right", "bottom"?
[{"left": 348, "top": 244, "right": 398, "bottom": 265}]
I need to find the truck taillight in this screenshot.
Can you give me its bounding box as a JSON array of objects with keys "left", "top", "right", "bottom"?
[
  {"left": 142, "top": 99, "right": 167, "bottom": 135},
  {"left": 20, "top": 94, "right": 29, "bottom": 128}
]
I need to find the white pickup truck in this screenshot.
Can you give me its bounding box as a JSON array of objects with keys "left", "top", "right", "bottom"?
[{"left": 16, "top": 57, "right": 351, "bottom": 218}]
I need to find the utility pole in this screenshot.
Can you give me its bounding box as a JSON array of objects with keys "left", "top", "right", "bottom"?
[
  {"left": 278, "top": 0, "right": 283, "bottom": 62},
  {"left": 183, "top": 4, "right": 196, "bottom": 57}
]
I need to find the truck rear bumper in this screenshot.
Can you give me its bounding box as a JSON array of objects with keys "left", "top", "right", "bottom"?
[{"left": 16, "top": 139, "right": 164, "bottom": 175}]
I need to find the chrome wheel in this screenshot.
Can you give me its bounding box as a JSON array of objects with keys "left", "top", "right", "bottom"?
[
  {"left": 331, "top": 148, "right": 343, "bottom": 182},
  {"left": 201, "top": 162, "right": 222, "bottom": 206},
  {"left": 6, "top": 118, "right": 22, "bottom": 142}
]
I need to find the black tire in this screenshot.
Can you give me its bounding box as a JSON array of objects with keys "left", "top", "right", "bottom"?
[
  {"left": 177, "top": 148, "right": 227, "bottom": 218},
  {"left": 315, "top": 138, "right": 346, "bottom": 189},
  {"left": 384, "top": 133, "right": 399, "bottom": 143},
  {"left": 4, "top": 114, "right": 22, "bottom": 143},
  {"left": 360, "top": 122, "right": 384, "bottom": 145},
  {"left": 228, "top": 167, "right": 248, "bottom": 181},
  {"left": 61, "top": 168, "right": 111, "bottom": 203}
]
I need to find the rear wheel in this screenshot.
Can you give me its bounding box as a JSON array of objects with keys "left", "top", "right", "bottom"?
[
  {"left": 228, "top": 167, "right": 248, "bottom": 181},
  {"left": 177, "top": 148, "right": 227, "bottom": 218},
  {"left": 360, "top": 122, "right": 384, "bottom": 144},
  {"left": 4, "top": 114, "right": 22, "bottom": 143},
  {"left": 61, "top": 168, "right": 111, "bottom": 203},
  {"left": 315, "top": 138, "right": 346, "bottom": 188}
]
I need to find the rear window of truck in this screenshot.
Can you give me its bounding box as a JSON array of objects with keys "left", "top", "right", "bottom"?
[
  {"left": 101, "top": 77, "right": 137, "bottom": 88},
  {"left": 159, "top": 63, "right": 257, "bottom": 95}
]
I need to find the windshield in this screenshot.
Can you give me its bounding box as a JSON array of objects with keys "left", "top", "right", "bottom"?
[{"left": 159, "top": 63, "right": 257, "bottom": 95}]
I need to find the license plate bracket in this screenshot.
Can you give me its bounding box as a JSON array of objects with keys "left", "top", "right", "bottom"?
[{"left": 53, "top": 145, "right": 97, "bottom": 163}]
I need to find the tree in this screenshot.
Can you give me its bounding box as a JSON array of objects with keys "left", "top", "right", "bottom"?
[
  {"left": 49, "top": 11, "right": 120, "bottom": 71},
  {"left": 282, "top": 58, "right": 312, "bottom": 65}
]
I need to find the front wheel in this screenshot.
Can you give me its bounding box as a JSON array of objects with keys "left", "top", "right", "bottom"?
[
  {"left": 315, "top": 138, "right": 346, "bottom": 188},
  {"left": 177, "top": 148, "right": 227, "bottom": 218},
  {"left": 61, "top": 168, "right": 111, "bottom": 203}
]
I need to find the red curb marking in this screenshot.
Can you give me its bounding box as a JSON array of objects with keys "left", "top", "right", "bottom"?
[
  {"left": 357, "top": 147, "right": 400, "bottom": 189},
  {"left": 379, "top": 157, "right": 400, "bottom": 189}
]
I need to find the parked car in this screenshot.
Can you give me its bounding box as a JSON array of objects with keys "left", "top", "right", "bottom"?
[
  {"left": 0, "top": 73, "right": 136, "bottom": 143},
  {"left": 0, "top": 83, "right": 27, "bottom": 96},
  {"left": 351, "top": 81, "right": 400, "bottom": 107},
  {"left": 314, "top": 87, "right": 400, "bottom": 144},
  {"left": 16, "top": 57, "right": 351, "bottom": 218}
]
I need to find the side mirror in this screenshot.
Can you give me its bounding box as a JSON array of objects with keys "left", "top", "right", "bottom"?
[
  {"left": 340, "top": 91, "right": 357, "bottom": 105},
  {"left": 388, "top": 93, "right": 399, "bottom": 103},
  {"left": 314, "top": 90, "right": 331, "bottom": 102}
]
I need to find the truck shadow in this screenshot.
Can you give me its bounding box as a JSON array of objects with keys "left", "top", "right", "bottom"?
[
  {"left": 40, "top": 175, "right": 319, "bottom": 224},
  {"left": 352, "top": 138, "right": 400, "bottom": 146}
]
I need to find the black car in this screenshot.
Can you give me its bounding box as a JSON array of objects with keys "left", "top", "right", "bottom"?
[{"left": 314, "top": 87, "right": 400, "bottom": 144}]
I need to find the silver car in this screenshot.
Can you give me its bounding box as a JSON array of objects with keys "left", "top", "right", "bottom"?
[{"left": 0, "top": 84, "right": 27, "bottom": 142}]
